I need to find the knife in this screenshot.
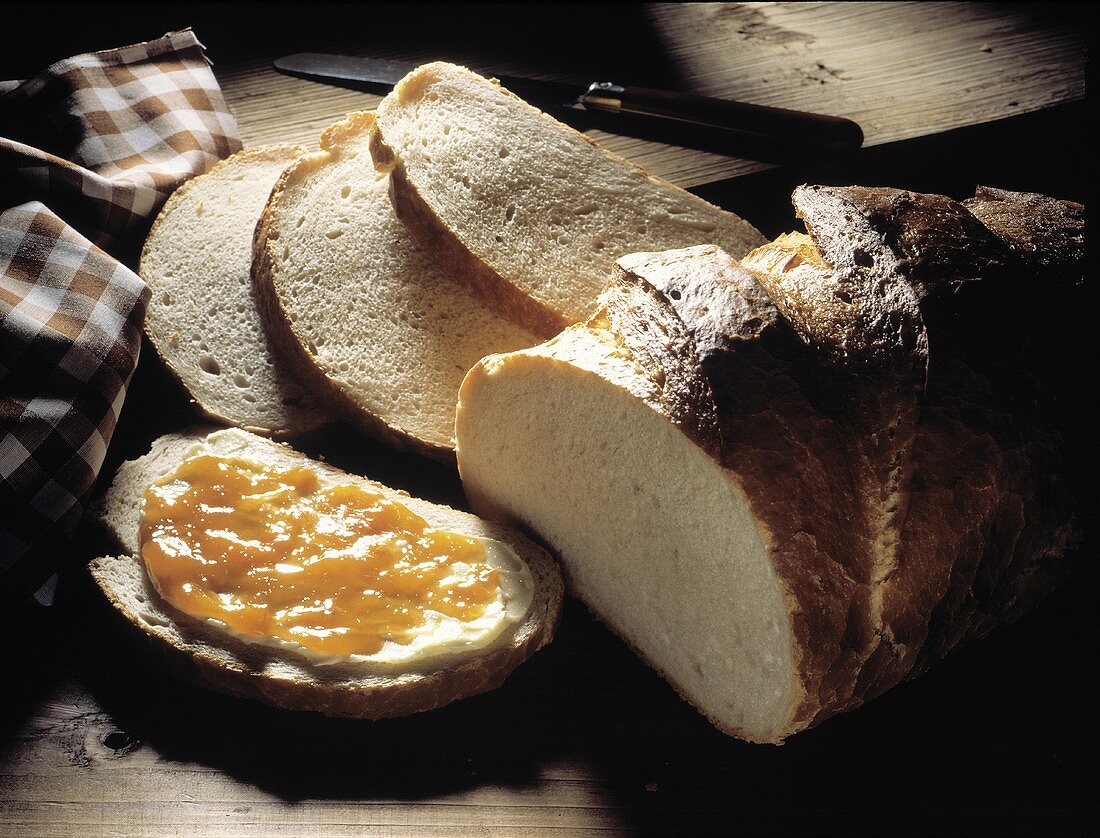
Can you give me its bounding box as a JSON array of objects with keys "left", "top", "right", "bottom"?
[{"left": 274, "top": 53, "right": 864, "bottom": 156}]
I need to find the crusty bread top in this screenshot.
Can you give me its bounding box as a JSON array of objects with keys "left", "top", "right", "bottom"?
[
  {"left": 620, "top": 186, "right": 1081, "bottom": 725},
  {"left": 251, "top": 113, "right": 538, "bottom": 460},
  {"left": 370, "top": 62, "right": 767, "bottom": 335},
  {"left": 963, "top": 186, "right": 1085, "bottom": 282},
  {"left": 88, "top": 428, "right": 563, "bottom": 719},
  {"left": 139, "top": 144, "right": 330, "bottom": 436},
  {"left": 456, "top": 184, "right": 1081, "bottom": 739}
]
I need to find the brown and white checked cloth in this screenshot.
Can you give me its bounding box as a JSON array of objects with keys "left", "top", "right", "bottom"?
[{"left": 1, "top": 30, "right": 241, "bottom": 605}]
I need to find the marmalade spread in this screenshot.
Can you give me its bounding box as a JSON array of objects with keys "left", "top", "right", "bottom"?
[{"left": 139, "top": 453, "right": 529, "bottom": 661}]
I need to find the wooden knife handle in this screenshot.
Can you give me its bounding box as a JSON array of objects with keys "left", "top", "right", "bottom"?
[{"left": 579, "top": 83, "right": 864, "bottom": 154}]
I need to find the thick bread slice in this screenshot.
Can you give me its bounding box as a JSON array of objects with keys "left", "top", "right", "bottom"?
[
  {"left": 88, "top": 428, "right": 563, "bottom": 719},
  {"left": 455, "top": 186, "right": 1081, "bottom": 743},
  {"left": 252, "top": 113, "right": 538, "bottom": 460},
  {"left": 370, "top": 62, "right": 767, "bottom": 336},
  {"left": 139, "top": 145, "right": 329, "bottom": 436}
]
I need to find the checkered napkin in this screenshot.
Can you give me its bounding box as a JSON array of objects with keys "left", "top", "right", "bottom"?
[{"left": 1, "top": 30, "right": 242, "bottom": 605}]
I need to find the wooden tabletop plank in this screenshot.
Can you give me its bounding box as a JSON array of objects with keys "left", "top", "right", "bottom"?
[
  {"left": 0, "top": 680, "right": 638, "bottom": 836},
  {"left": 218, "top": 2, "right": 1084, "bottom": 188}
]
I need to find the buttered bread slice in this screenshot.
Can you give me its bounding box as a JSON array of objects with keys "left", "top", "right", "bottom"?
[
  {"left": 89, "top": 427, "right": 563, "bottom": 719},
  {"left": 252, "top": 113, "right": 538, "bottom": 461},
  {"left": 370, "top": 62, "right": 767, "bottom": 336},
  {"left": 139, "top": 145, "right": 329, "bottom": 436}
]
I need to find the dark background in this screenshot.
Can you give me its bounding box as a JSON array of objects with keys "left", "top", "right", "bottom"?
[{"left": 2, "top": 5, "right": 1094, "bottom": 836}]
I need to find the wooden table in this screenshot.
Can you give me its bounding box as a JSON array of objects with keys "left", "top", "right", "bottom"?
[
  {"left": 218, "top": 3, "right": 1086, "bottom": 187},
  {"left": 1, "top": 4, "right": 1091, "bottom": 836}
]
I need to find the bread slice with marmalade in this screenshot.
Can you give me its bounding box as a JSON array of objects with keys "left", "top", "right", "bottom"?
[{"left": 89, "top": 427, "right": 562, "bottom": 719}]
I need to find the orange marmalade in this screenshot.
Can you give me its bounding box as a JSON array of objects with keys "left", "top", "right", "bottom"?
[{"left": 138, "top": 454, "right": 510, "bottom": 660}]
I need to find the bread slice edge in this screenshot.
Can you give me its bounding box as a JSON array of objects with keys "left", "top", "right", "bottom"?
[
  {"left": 369, "top": 62, "right": 766, "bottom": 337},
  {"left": 371, "top": 123, "right": 568, "bottom": 338},
  {"left": 253, "top": 114, "right": 461, "bottom": 462}
]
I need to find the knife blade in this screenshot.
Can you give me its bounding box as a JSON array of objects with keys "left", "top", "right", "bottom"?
[{"left": 274, "top": 53, "right": 863, "bottom": 155}]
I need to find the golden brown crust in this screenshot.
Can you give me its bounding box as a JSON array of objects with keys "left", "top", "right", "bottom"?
[
  {"left": 602, "top": 247, "right": 876, "bottom": 735},
  {"left": 587, "top": 271, "right": 721, "bottom": 458},
  {"left": 794, "top": 184, "right": 1014, "bottom": 304},
  {"left": 592, "top": 184, "right": 1081, "bottom": 737},
  {"left": 250, "top": 114, "right": 456, "bottom": 463},
  {"left": 963, "top": 186, "right": 1085, "bottom": 283},
  {"left": 788, "top": 185, "right": 1080, "bottom": 693}
]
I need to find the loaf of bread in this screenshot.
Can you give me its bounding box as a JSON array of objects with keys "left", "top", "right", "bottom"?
[
  {"left": 139, "top": 145, "right": 329, "bottom": 436},
  {"left": 252, "top": 113, "right": 538, "bottom": 460},
  {"left": 370, "top": 62, "right": 766, "bottom": 336},
  {"left": 89, "top": 428, "right": 563, "bottom": 718},
  {"left": 455, "top": 185, "right": 1082, "bottom": 743}
]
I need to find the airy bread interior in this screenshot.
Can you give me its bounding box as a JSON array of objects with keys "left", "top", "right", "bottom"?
[
  {"left": 371, "top": 62, "right": 767, "bottom": 334},
  {"left": 457, "top": 330, "right": 795, "bottom": 743},
  {"left": 253, "top": 113, "right": 538, "bottom": 459},
  {"left": 139, "top": 144, "right": 328, "bottom": 436}
]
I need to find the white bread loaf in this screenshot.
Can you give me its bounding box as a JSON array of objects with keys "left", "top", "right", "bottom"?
[
  {"left": 88, "top": 427, "right": 563, "bottom": 718},
  {"left": 370, "top": 62, "right": 767, "bottom": 336},
  {"left": 139, "top": 145, "right": 329, "bottom": 436},
  {"left": 252, "top": 113, "right": 538, "bottom": 460},
  {"left": 455, "top": 185, "right": 1082, "bottom": 743}
]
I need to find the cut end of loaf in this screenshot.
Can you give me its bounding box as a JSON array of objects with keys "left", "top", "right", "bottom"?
[{"left": 456, "top": 332, "right": 800, "bottom": 744}]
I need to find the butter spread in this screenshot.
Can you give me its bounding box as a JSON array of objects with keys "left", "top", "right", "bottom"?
[{"left": 138, "top": 450, "right": 534, "bottom": 666}]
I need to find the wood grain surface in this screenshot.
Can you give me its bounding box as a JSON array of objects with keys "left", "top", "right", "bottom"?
[
  {"left": 218, "top": 3, "right": 1085, "bottom": 187},
  {"left": 1, "top": 4, "right": 1091, "bottom": 837},
  {"left": 2, "top": 551, "right": 1093, "bottom": 837}
]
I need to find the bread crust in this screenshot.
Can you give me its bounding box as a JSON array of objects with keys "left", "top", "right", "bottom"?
[
  {"left": 963, "top": 186, "right": 1085, "bottom": 282},
  {"left": 88, "top": 428, "right": 563, "bottom": 719},
  {"left": 459, "top": 185, "right": 1082, "bottom": 741},
  {"left": 665, "top": 188, "right": 1077, "bottom": 731},
  {"left": 589, "top": 273, "right": 722, "bottom": 457},
  {"left": 610, "top": 247, "right": 877, "bottom": 735},
  {"left": 138, "top": 144, "right": 331, "bottom": 438},
  {"left": 251, "top": 113, "right": 457, "bottom": 463}
]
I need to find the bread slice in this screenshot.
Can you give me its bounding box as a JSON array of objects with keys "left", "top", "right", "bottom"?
[
  {"left": 252, "top": 113, "right": 539, "bottom": 461},
  {"left": 369, "top": 62, "right": 767, "bottom": 336},
  {"left": 139, "top": 145, "right": 329, "bottom": 436},
  {"left": 88, "top": 427, "right": 563, "bottom": 719},
  {"left": 455, "top": 186, "right": 1080, "bottom": 743}
]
